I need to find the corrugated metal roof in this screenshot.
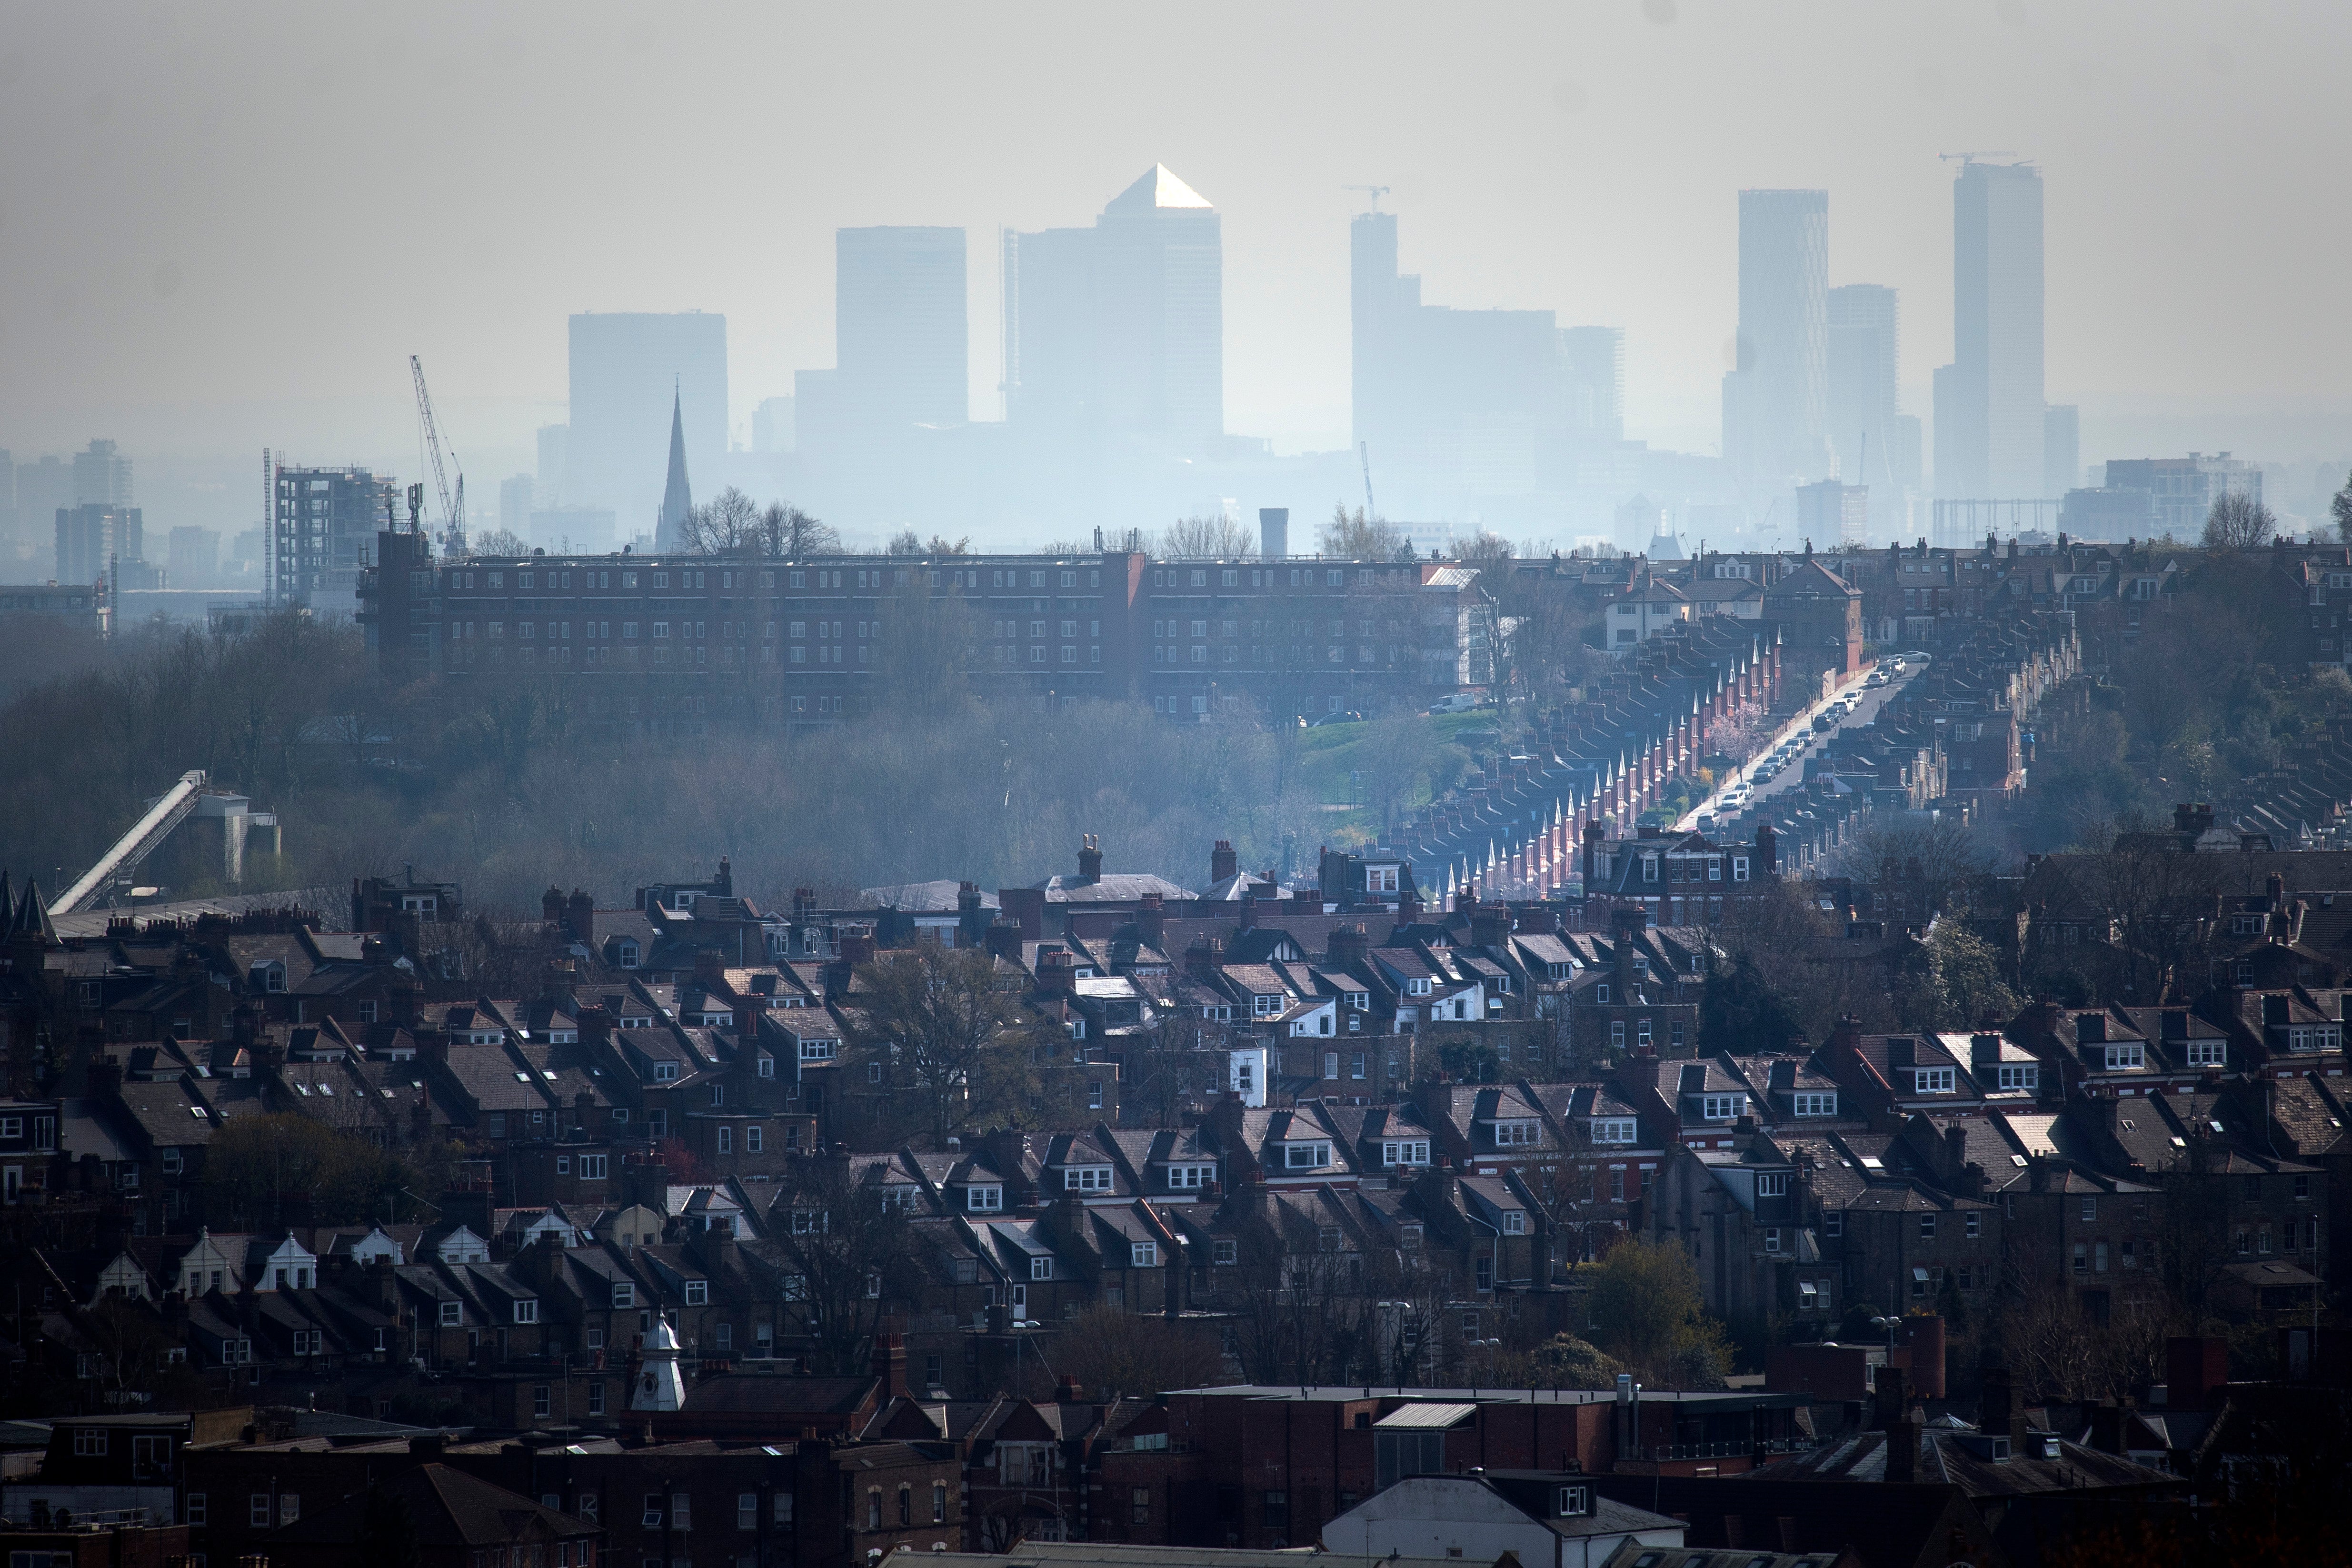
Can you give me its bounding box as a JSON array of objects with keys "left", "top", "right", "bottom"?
[{"left": 1373, "top": 1402, "right": 1478, "bottom": 1429}]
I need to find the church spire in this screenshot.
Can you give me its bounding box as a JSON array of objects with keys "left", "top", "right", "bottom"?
[{"left": 658, "top": 380, "right": 693, "bottom": 550}]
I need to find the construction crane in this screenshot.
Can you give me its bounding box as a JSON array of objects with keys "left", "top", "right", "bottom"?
[
  {"left": 1937, "top": 150, "right": 2019, "bottom": 166},
  {"left": 410, "top": 355, "right": 464, "bottom": 543},
  {"left": 1343, "top": 184, "right": 1391, "bottom": 211},
  {"left": 1359, "top": 441, "right": 1379, "bottom": 522}
]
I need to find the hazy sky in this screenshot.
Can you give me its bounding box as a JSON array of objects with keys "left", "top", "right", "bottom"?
[{"left": 3, "top": 0, "right": 2348, "bottom": 485}]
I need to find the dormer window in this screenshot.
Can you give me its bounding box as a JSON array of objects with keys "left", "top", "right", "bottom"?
[
  {"left": 1912, "top": 1068, "right": 1956, "bottom": 1094},
  {"left": 653, "top": 1061, "right": 680, "bottom": 1082},
  {"left": 1130, "top": 1242, "right": 1159, "bottom": 1267},
  {"left": 1381, "top": 1139, "right": 1431, "bottom": 1166},
  {"left": 967, "top": 1185, "right": 1003, "bottom": 1213},
  {"left": 799, "top": 1038, "right": 837, "bottom": 1062},
  {"left": 1254, "top": 994, "right": 1283, "bottom": 1017},
  {"left": 1491, "top": 1119, "right": 1539, "bottom": 1147},
  {"left": 1366, "top": 865, "right": 1399, "bottom": 895},
  {"left": 1407, "top": 978, "right": 1430, "bottom": 996},
  {"left": 1589, "top": 1118, "right": 1637, "bottom": 1144},
  {"left": 1792, "top": 1092, "right": 1836, "bottom": 1117},
  {"left": 1997, "top": 1064, "right": 2039, "bottom": 1091},
  {"left": 1699, "top": 1094, "right": 1744, "bottom": 1121},
  {"left": 1063, "top": 1166, "right": 1113, "bottom": 1192},
  {"left": 1755, "top": 1172, "right": 1790, "bottom": 1197},
  {"left": 616, "top": 940, "right": 640, "bottom": 968},
  {"left": 1284, "top": 1140, "right": 1332, "bottom": 1170},
  {"left": 1500, "top": 1211, "right": 1527, "bottom": 1234}
]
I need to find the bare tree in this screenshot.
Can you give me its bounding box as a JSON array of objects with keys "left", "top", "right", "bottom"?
[
  {"left": 2333, "top": 467, "right": 2352, "bottom": 544},
  {"left": 1161, "top": 513, "right": 1256, "bottom": 559},
  {"left": 468, "top": 527, "right": 529, "bottom": 557},
  {"left": 845, "top": 943, "right": 1042, "bottom": 1147},
  {"left": 767, "top": 1157, "right": 926, "bottom": 1374},
  {"left": 758, "top": 501, "right": 839, "bottom": 558},
  {"left": 2201, "top": 491, "right": 2276, "bottom": 550},
  {"left": 679, "top": 486, "right": 763, "bottom": 553},
  {"left": 1321, "top": 505, "right": 1408, "bottom": 561},
  {"left": 1125, "top": 1005, "right": 1230, "bottom": 1129}
]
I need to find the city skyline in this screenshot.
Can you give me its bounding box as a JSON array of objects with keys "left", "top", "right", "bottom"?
[{"left": 4, "top": 4, "right": 2348, "bottom": 477}]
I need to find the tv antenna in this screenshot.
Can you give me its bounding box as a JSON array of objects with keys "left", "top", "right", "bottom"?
[{"left": 1343, "top": 184, "right": 1391, "bottom": 211}]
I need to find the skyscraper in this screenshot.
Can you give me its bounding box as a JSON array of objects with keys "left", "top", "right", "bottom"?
[
  {"left": 1560, "top": 327, "right": 1626, "bottom": 445},
  {"left": 1722, "top": 190, "right": 1829, "bottom": 485},
  {"left": 1349, "top": 208, "right": 1581, "bottom": 504},
  {"left": 73, "top": 439, "right": 133, "bottom": 508},
  {"left": 1826, "top": 283, "right": 1901, "bottom": 499},
  {"left": 2043, "top": 405, "right": 2080, "bottom": 497},
  {"left": 1003, "top": 166, "right": 1223, "bottom": 447},
  {"left": 55, "top": 504, "right": 141, "bottom": 586},
  {"left": 1094, "top": 165, "right": 1223, "bottom": 441},
  {"left": 835, "top": 227, "right": 967, "bottom": 433},
  {"left": 1934, "top": 160, "right": 2044, "bottom": 498},
  {"left": 566, "top": 312, "right": 727, "bottom": 533}
]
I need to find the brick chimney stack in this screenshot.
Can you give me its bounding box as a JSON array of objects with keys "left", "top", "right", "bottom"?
[
  {"left": 1186, "top": 937, "right": 1225, "bottom": 982},
  {"left": 1328, "top": 924, "right": 1369, "bottom": 970},
  {"left": 1036, "top": 948, "right": 1078, "bottom": 999},
  {"left": 1211, "top": 840, "right": 1238, "bottom": 884},
  {"left": 985, "top": 917, "right": 1024, "bottom": 962},
  {"left": 1078, "top": 835, "right": 1104, "bottom": 883},
  {"left": 957, "top": 882, "right": 988, "bottom": 949},
  {"left": 1136, "top": 892, "right": 1166, "bottom": 950},
  {"left": 567, "top": 889, "right": 595, "bottom": 946},
  {"left": 1875, "top": 1365, "right": 1917, "bottom": 1482},
  {"left": 874, "top": 1332, "right": 909, "bottom": 1400},
  {"left": 542, "top": 886, "right": 566, "bottom": 925}
]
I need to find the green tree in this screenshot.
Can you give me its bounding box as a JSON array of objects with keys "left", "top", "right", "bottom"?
[
  {"left": 200, "top": 1112, "right": 412, "bottom": 1228},
  {"left": 1495, "top": 1331, "right": 1625, "bottom": 1389},
  {"left": 1895, "top": 921, "right": 2020, "bottom": 1032},
  {"left": 1581, "top": 1238, "right": 1732, "bottom": 1387},
  {"left": 1697, "top": 953, "right": 1805, "bottom": 1054}
]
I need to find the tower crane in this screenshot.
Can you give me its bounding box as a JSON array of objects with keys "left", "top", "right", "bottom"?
[
  {"left": 409, "top": 355, "right": 465, "bottom": 545},
  {"left": 1343, "top": 184, "right": 1391, "bottom": 211}
]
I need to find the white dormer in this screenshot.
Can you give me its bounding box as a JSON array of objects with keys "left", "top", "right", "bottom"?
[
  {"left": 965, "top": 1183, "right": 1004, "bottom": 1213},
  {"left": 1060, "top": 1163, "right": 1115, "bottom": 1193},
  {"left": 1487, "top": 1117, "right": 1540, "bottom": 1148},
  {"left": 435, "top": 1225, "right": 491, "bottom": 1265},
  {"left": 256, "top": 1235, "right": 319, "bottom": 1291},
  {"left": 1280, "top": 1139, "right": 1332, "bottom": 1171},
  {"left": 347, "top": 1226, "right": 406, "bottom": 1266}
]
